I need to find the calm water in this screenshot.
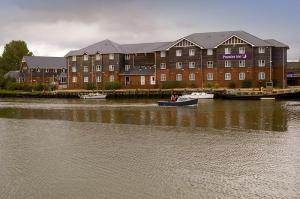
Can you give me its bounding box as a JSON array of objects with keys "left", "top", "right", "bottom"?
[{"left": 0, "top": 98, "right": 299, "bottom": 198}]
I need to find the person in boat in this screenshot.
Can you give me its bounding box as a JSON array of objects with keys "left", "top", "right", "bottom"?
[
  {"left": 170, "top": 95, "right": 176, "bottom": 101},
  {"left": 175, "top": 95, "right": 179, "bottom": 101}
]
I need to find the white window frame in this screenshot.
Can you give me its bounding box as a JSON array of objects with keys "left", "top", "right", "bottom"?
[
  {"left": 239, "top": 60, "right": 245, "bottom": 67},
  {"left": 225, "top": 47, "right": 231, "bottom": 55},
  {"left": 160, "top": 63, "right": 166, "bottom": 69},
  {"left": 83, "top": 54, "right": 88, "bottom": 61},
  {"left": 96, "top": 65, "right": 102, "bottom": 72},
  {"left": 259, "top": 47, "right": 265, "bottom": 54},
  {"left": 176, "top": 62, "right": 183, "bottom": 69},
  {"left": 189, "top": 62, "right": 196, "bottom": 69},
  {"left": 207, "top": 61, "right": 213, "bottom": 68},
  {"left": 150, "top": 76, "right": 156, "bottom": 85},
  {"left": 258, "top": 72, "right": 265, "bottom": 80},
  {"left": 96, "top": 76, "right": 102, "bottom": 83},
  {"left": 109, "top": 75, "right": 114, "bottom": 82},
  {"left": 72, "top": 66, "right": 77, "bottom": 73},
  {"left": 84, "top": 76, "right": 89, "bottom": 83},
  {"left": 225, "top": 73, "right": 231, "bottom": 81},
  {"left": 189, "top": 49, "right": 195, "bottom": 56},
  {"left": 72, "top": 56, "right": 76, "bottom": 61},
  {"left": 207, "top": 73, "right": 213, "bottom": 80},
  {"left": 160, "top": 51, "right": 166, "bottom": 58},
  {"left": 225, "top": 60, "right": 231, "bottom": 67},
  {"left": 176, "top": 74, "right": 182, "bottom": 81},
  {"left": 207, "top": 49, "right": 213, "bottom": 55},
  {"left": 160, "top": 74, "right": 166, "bottom": 81},
  {"left": 72, "top": 76, "right": 77, "bottom": 83},
  {"left": 176, "top": 49, "right": 182, "bottom": 57},
  {"left": 125, "top": 54, "right": 130, "bottom": 60},
  {"left": 83, "top": 66, "right": 89, "bottom": 73},
  {"left": 140, "top": 76, "right": 146, "bottom": 85},
  {"left": 45, "top": 69, "right": 49, "bottom": 73},
  {"left": 96, "top": 54, "right": 101, "bottom": 61},
  {"left": 239, "top": 72, "right": 245, "bottom": 80},
  {"left": 125, "top": 65, "right": 130, "bottom": 71},
  {"left": 258, "top": 60, "right": 266, "bottom": 67},
  {"left": 109, "top": 53, "right": 114, "bottom": 60},
  {"left": 189, "top": 73, "right": 195, "bottom": 81},
  {"left": 109, "top": 65, "right": 114, "bottom": 71},
  {"left": 239, "top": 47, "right": 246, "bottom": 54}
]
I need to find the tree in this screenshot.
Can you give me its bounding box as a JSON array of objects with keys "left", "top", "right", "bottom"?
[{"left": 0, "top": 40, "right": 33, "bottom": 76}]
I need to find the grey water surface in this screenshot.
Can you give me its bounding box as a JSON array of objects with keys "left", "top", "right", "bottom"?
[{"left": 0, "top": 98, "right": 299, "bottom": 198}]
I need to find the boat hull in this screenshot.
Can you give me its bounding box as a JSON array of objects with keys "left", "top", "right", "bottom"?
[
  {"left": 158, "top": 99, "right": 198, "bottom": 106},
  {"left": 219, "top": 91, "right": 300, "bottom": 100},
  {"left": 79, "top": 94, "right": 107, "bottom": 99},
  {"left": 181, "top": 92, "right": 214, "bottom": 99}
]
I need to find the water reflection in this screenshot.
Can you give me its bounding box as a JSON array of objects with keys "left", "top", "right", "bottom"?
[{"left": 0, "top": 99, "right": 293, "bottom": 132}]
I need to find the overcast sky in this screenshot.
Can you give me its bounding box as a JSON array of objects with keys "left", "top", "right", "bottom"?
[{"left": 0, "top": 0, "right": 300, "bottom": 60}]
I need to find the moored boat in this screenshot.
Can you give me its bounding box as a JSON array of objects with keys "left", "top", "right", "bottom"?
[
  {"left": 181, "top": 92, "right": 214, "bottom": 99},
  {"left": 158, "top": 98, "right": 198, "bottom": 107},
  {"left": 79, "top": 93, "right": 107, "bottom": 99}
]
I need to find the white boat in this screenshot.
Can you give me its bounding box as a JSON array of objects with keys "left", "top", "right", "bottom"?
[
  {"left": 79, "top": 93, "right": 107, "bottom": 99},
  {"left": 180, "top": 92, "right": 214, "bottom": 99}
]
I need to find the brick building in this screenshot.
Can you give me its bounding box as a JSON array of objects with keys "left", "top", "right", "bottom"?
[
  {"left": 287, "top": 61, "right": 300, "bottom": 86},
  {"left": 64, "top": 30, "right": 289, "bottom": 89}
]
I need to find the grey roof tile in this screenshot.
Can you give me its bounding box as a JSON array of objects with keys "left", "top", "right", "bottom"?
[
  {"left": 23, "top": 56, "right": 66, "bottom": 69},
  {"left": 119, "top": 66, "right": 155, "bottom": 76},
  {"left": 265, "top": 39, "right": 290, "bottom": 48}
]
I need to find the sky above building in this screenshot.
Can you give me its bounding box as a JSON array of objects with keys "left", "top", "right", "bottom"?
[{"left": 0, "top": 0, "right": 299, "bottom": 60}]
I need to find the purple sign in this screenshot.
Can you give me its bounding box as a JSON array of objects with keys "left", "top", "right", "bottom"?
[{"left": 218, "top": 53, "right": 252, "bottom": 60}]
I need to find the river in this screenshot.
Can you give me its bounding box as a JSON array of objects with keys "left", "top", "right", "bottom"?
[{"left": 0, "top": 98, "right": 299, "bottom": 198}]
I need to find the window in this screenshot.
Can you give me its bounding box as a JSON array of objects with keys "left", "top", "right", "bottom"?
[
  {"left": 84, "top": 77, "right": 89, "bottom": 83},
  {"left": 239, "top": 47, "right": 246, "bottom": 54},
  {"left": 72, "top": 66, "right": 77, "bottom": 72},
  {"left": 225, "top": 47, "right": 231, "bottom": 55},
  {"left": 96, "top": 76, "right": 102, "bottom": 83},
  {"left": 140, "top": 76, "right": 145, "bottom": 85},
  {"left": 96, "top": 54, "right": 101, "bottom": 60},
  {"left": 36, "top": 68, "right": 41, "bottom": 73},
  {"left": 72, "top": 76, "right": 77, "bottom": 83},
  {"left": 189, "top": 73, "right": 195, "bottom": 81},
  {"left": 176, "top": 49, "right": 182, "bottom": 57},
  {"left": 207, "top": 49, "right": 213, "bottom": 55},
  {"left": 225, "top": 73, "right": 231, "bottom": 80},
  {"left": 96, "top": 65, "right": 102, "bottom": 72},
  {"left": 125, "top": 65, "right": 130, "bottom": 71},
  {"left": 54, "top": 69, "right": 57, "bottom": 73},
  {"left": 176, "top": 74, "right": 182, "bottom": 81},
  {"left": 83, "top": 54, "right": 88, "bottom": 61},
  {"left": 258, "top": 60, "right": 265, "bottom": 67},
  {"left": 125, "top": 54, "right": 130, "bottom": 60},
  {"left": 109, "top": 75, "right": 114, "bottom": 82},
  {"left": 239, "top": 72, "right": 245, "bottom": 80},
  {"left": 207, "top": 73, "right": 213, "bottom": 80},
  {"left": 259, "top": 47, "right": 265, "bottom": 54},
  {"left": 150, "top": 76, "right": 156, "bottom": 85},
  {"left": 189, "top": 62, "right": 196, "bottom": 68},
  {"left": 189, "top": 49, "right": 195, "bottom": 56},
  {"left": 239, "top": 60, "right": 245, "bottom": 67},
  {"left": 160, "top": 74, "right": 166, "bottom": 81},
  {"left": 258, "top": 72, "right": 265, "bottom": 80},
  {"left": 207, "top": 61, "right": 213, "bottom": 68},
  {"left": 176, "top": 62, "right": 183, "bottom": 69},
  {"left": 160, "top": 63, "right": 166, "bottom": 69},
  {"left": 72, "top": 56, "right": 76, "bottom": 61},
  {"left": 225, "top": 60, "right": 231, "bottom": 67},
  {"left": 45, "top": 69, "right": 49, "bottom": 73},
  {"left": 109, "top": 54, "right": 114, "bottom": 60},
  {"left": 83, "top": 66, "right": 89, "bottom": 72},
  {"left": 160, "top": 51, "right": 166, "bottom": 58},
  {"left": 109, "top": 65, "right": 114, "bottom": 71}
]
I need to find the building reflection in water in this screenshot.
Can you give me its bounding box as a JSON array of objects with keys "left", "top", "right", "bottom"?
[{"left": 0, "top": 100, "right": 288, "bottom": 132}]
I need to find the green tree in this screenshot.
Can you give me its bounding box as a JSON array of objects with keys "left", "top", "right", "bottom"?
[{"left": 0, "top": 40, "right": 33, "bottom": 76}]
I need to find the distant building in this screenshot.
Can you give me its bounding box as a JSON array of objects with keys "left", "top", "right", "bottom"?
[
  {"left": 65, "top": 30, "right": 289, "bottom": 89},
  {"left": 287, "top": 61, "right": 300, "bottom": 86},
  {"left": 4, "top": 70, "right": 22, "bottom": 83},
  {"left": 20, "top": 56, "right": 67, "bottom": 88}
]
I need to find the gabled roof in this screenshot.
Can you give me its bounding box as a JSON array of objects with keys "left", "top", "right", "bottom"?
[
  {"left": 265, "top": 39, "right": 290, "bottom": 49},
  {"left": 122, "top": 42, "right": 171, "bottom": 54},
  {"left": 4, "top": 70, "right": 22, "bottom": 79},
  {"left": 22, "top": 56, "right": 66, "bottom": 69}
]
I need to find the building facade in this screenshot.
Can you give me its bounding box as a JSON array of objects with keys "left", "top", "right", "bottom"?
[
  {"left": 34, "top": 31, "right": 288, "bottom": 90},
  {"left": 287, "top": 61, "right": 300, "bottom": 86},
  {"left": 20, "top": 56, "right": 68, "bottom": 88}
]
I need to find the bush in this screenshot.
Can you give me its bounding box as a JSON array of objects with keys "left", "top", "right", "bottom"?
[
  {"left": 104, "top": 82, "right": 121, "bottom": 90},
  {"left": 204, "top": 83, "right": 219, "bottom": 89},
  {"left": 161, "top": 81, "right": 182, "bottom": 89},
  {"left": 33, "top": 83, "right": 50, "bottom": 91},
  {"left": 257, "top": 80, "right": 267, "bottom": 88},
  {"left": 85, "top": 83, "right": 97, "bottom": 90},
  {"left": 241, "top": 80, "right": 253, "bottom": 88},
  {"left": 228, "top": 82, "right": 236, "bottom": 89}
]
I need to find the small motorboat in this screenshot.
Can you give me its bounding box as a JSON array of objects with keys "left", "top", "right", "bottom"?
[
  {"left": 158, "top": 98, "right": 198, "bottom": 107},
  {"left": 79, "top": 93, "right": 107, "bottom": 99},
  {"left": 181, "top": 92, "right": 214, "bottom": 99}
]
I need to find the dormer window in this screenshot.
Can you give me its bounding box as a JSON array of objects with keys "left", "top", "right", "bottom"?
[
  {"left": 36, "top": 68, "right": 41, "bottom": 73},
  {"left": 109, "top": 54, "right": 114, "bottom": 60},
  {"left": 83, "top": 54, "right": 88, "bottom": 61},
  {"left": 72, "top": 56, "right": 76, "bottom": 61}
]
